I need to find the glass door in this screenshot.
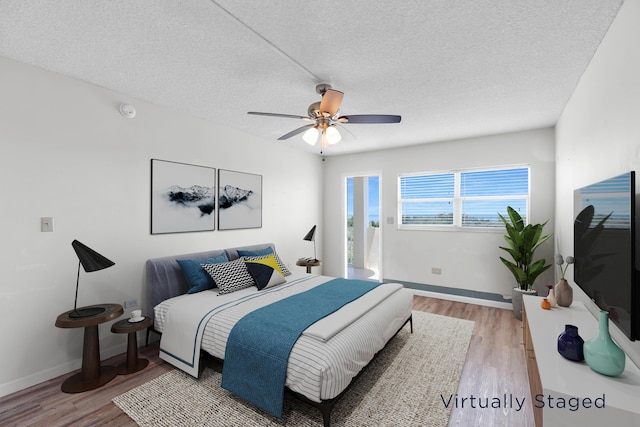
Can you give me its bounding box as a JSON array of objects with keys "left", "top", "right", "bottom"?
[{"left": 346, "top": 174, "right": 381, "bottom": 281}]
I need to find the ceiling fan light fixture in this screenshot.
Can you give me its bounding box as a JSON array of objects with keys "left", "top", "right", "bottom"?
[
  {"left": 248, "top": 84, "right": 400, "bottom": 152},
  {"left": 326, "top": 126, "right": 341, "bottom": 145},
  {"left": 303, "top": 126, "right": 318, "bottom": 145}
]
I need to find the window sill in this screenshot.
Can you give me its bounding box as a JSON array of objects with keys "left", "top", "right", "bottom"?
[{"left": 397, "top": 225, "right": 504, "bottom": 233}]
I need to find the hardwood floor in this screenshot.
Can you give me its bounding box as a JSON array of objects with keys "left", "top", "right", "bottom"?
[
  {"left": 0, "top": 296, "right": 532, "bottom": 426},
  {"left": 413, "top": 296, "right": 534, "bottom": 426}
]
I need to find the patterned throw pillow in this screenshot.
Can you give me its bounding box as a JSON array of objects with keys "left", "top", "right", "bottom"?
[
  {"left": 203, "top": 258, "right": 255, "bottom": 295},
  {"left": 244, "top": 254, "right": 286, "bottom": 290},
  {"left": 272, "top": 251, "right": 292, "bottom": 276},
  {"left": 237, "top": 247, "right": 292, "bottom": 276},
  {"left": 177, "top": 253, "right": 229, "bottom": 294}
]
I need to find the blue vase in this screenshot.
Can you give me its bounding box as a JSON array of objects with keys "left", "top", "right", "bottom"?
[
  {"left": 557, "top": 324, "right": 584, "bottom": 361},
  {"left": 583, "top": 311, "right": 626, "bottom": 376}
]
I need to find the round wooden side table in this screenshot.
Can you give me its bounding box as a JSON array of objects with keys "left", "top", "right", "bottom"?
[
  {"left": 111, "top": 316, "right": 153, "bottom": 375},
  {"left": 55, "top": 303, "right": 124, "bottom": 393},
  {"left": 296, "top": 259, "right": 321, "bottom": 273}
]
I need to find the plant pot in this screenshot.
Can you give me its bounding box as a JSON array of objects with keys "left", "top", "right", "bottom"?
[{"left": 511, "top": 287, "right": 538, "bottom": 320}]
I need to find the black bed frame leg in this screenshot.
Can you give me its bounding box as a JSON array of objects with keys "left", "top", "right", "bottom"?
[
  {"left": 409, "top": 314, "right": 413, "bottom": 333},
  {"left": 320, "top": 405, "right": 331, "bottom": 427}
]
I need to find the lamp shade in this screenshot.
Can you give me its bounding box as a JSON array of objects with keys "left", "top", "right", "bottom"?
[
  {"left": 325, "top": 126, "right": 342, "bottom": 145},
  {"left": 72, "top": 240, "right": 115, "bottom": 272},
  {"left": 303, "top": 225, "right": 316, "bottom": 242},
  {"left": 303, "top": 126, "right": 319, "bottom": 145}
]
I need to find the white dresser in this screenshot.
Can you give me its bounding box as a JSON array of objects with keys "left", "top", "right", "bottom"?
[{"left": 522, "top": 295, "right": 640, "bottom": 426}]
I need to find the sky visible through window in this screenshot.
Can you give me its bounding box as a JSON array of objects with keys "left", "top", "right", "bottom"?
[{"left": 347, "top": 176, "right": 379, "bottom": 223}]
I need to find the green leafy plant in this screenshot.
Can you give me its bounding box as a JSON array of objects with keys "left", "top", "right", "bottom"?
[{"left": 498, "top": 206, "right": 552, "bottom": 291}]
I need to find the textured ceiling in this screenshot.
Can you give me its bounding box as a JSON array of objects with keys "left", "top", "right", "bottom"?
[{"left": 0, "top": 0, "right": 623, "bottom": 155}]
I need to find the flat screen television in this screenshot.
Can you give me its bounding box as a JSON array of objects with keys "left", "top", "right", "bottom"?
[{"left": 574, "top": 171, "right": 639, "bottom": 341}]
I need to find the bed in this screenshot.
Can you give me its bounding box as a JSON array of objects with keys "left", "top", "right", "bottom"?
[{"left": 146, "top": 243, "right": 413, "bottom": 426}]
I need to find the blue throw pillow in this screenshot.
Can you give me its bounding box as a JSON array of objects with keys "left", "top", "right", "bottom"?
[
  {"left": 177, "top": 253, "right": 229, "bottom": 294},
  {"left": 237, "top": 247, "right": 274, "bottom": 257}
]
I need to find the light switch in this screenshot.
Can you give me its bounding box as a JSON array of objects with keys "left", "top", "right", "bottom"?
[{"left": 41, "top": 217, "right": 54, "bottom": 232}]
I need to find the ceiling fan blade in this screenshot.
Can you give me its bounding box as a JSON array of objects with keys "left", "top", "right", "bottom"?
[
  {"left": 277, "top": 124, "right": 316, "bottom": 140},
  {"left": 248, "top": 111, "right": 311, "bottom": 120},
  {"left": 337, "top": 114, "right": 401, "bottom": 124},
  {"left": 319, "top": 89, "right": 344, "bottom": 116},
  {"left": 335, "top": 122, "right": 356, "bottom": 140}
]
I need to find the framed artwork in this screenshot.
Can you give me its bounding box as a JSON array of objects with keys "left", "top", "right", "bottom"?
[
  {"left": 151, "top": 159, "right": 216, "bottom": 234},
  {"left": 218, "top": 169, "right": 262, "bottom": 230}
]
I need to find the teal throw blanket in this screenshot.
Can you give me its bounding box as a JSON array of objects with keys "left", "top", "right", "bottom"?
[{"left": 221, "top": 278, "right": 380, "bottom": 418}]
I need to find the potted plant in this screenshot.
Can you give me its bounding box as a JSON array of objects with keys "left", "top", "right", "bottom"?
[{"left": 498, "top": 206, "right": 552, "bottom": 320}]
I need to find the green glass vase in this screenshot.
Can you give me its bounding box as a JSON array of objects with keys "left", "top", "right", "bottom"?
[{"left": 583, "top": 310, "right": 625, "bottom": 377}]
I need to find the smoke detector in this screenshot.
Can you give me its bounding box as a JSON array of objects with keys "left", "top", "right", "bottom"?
[{"left": 119, "top": 104, "right": 136, "bottom": 119}]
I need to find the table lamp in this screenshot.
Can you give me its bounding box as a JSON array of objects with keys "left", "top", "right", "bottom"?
[
  {"left": 69, "top": 240, "right": 115, "bottom": 318},
  {"left": 303, "top": 225, "right": 318, "bottom": 262}
]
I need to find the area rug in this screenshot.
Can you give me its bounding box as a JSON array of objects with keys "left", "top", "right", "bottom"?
[{"left": 113, "top": 310, "right": 474, "bottom": 427}]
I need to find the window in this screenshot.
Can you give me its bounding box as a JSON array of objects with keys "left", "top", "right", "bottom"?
[
  {"left": 398, "top": 166, "right": 529, "bottom": 229},
  {"left": 400, "top": 173, "right": 455, "bottom": 225}
]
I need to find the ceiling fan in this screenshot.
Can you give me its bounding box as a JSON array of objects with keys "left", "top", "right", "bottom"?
[{"left": 248, "top": 84, "right": 401, "bottom": 153}]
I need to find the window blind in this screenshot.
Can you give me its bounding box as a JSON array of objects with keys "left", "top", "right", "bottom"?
[{"left": 399, "top": 167, "right": 529, "bottom": 228}]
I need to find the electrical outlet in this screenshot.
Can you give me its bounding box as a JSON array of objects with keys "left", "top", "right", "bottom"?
[
  {"left": 431, "top": 267, "right": 442, "bottom": 275},
  {"left": 124, "top": 299, "right": 138, "bottom": 308}
]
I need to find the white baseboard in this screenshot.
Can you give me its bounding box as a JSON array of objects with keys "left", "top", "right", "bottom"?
[
  {"left": 0, "top": 342, "right": 127, "bottom": 398},
  {"left": 410, "top": 288, "right": 513, "bottom": 310}
]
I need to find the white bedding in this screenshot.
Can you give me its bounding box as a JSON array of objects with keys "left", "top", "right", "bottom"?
[{"left": 154, "top": 273, "right": 413, "bottom": 402}]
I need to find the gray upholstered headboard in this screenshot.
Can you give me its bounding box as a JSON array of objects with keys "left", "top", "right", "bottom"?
[{"left": 144, "top": 243, "right": 275, "bottom": 317}]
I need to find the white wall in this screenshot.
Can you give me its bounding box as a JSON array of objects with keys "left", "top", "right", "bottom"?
[
  {"left": 0, "top": 56, "right": 323, "bottom": 396},
  {"left": 556, "top": 0, "right": 640, "bottom": 366},
  {"left": 322, "top": 128, "right": 556, "bottom": 298}
]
